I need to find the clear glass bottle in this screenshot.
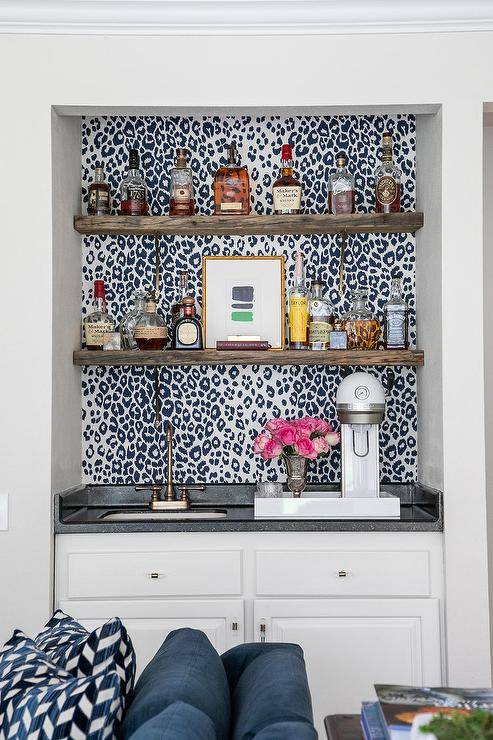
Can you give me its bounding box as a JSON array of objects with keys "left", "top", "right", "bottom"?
[
  {"left": 83, "top": 280, "right": 115, "bottom": 350},
  {"left": 288, "top": 250, "right": 309, "bottom": 349},
  {"left": 384, "top": 278, "right": 409, "bottom": 349},
  {"left": 171, "top": 270, "right": 190, "bottom": 324},
  {"left": 87, "top": 165, "right": 111, "bottom": 215},
  {"left": 272, "top": 144, "right": 302, "bottom": 215},
  {"left": 120, "top": 148, "right": 149, "bottom": 215},
  {"left": 374, "top": 133, "right": 401, "bottom": 213},
  {"left": 120, "top": 289, "right": 147, "bottom": 349},
  {"left": 328, "top": 154, "right": 355, "bottom": 214},
  {"left": 343, "top": 289, "right": 381, "bottom": 350},
  {"left": 308, "top": 279, "right": 335, "bottom": 350},
  {"left": 134, "top": 294, "right": 168, "bottom": 350},
  {"left": 173, "top": 296, "right": 203, "bottom": 350},
  {"left": 213, "top": 143, "right": 250, "bottom": 215},
  {"left": 169, "top": 148, "right": 195, "bottom": 216}
]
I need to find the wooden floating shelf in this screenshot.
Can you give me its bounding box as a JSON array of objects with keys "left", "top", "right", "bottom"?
[
  {"left": 73, "top": 349, "right": 424, "bottom": 368},
  {"left": 74, "top": 212, "right": 424, "bottom": 237}
]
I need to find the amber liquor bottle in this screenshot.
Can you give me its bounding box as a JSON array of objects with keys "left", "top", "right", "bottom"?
[
  {"left": 375, "top": 133, "right": 401, "bottom": 213},
  {"left": 120, "top": 148, "right": 149, "bottom": 215},
  {"left": 169, "top": 148, "right": 195, "bottom": 216},
  {"left": 272, "top": 144, "right": 301, "bottom": 215},
  {"left": 213, "top": 143, "right": 250, "bottom": 215},
  {"left": 83, "top": 280, "right": 115, "bottom": 350},
  {"left": 134, "top": 296, "right": 168, "bottom": 350},
  {"left": 87, "top": 166, "right": 111, "bottom": 215},
  {"left": 173, "top": 297, "right": 203, "bottom": 350}
]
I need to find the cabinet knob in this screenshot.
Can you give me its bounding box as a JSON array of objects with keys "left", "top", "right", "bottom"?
[
  {"left": 147, "top": 572, "right": 165, "bottom": 580},
  {"left": 232, "top": 621, "right": 239, "bottom": 631},
  {"left": 338, "top": 570, "right": 349, "bottom": 577}
]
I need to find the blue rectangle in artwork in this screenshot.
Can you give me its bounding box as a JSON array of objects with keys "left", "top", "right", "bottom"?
[{"left": 232, "top": 286, "right": 254, "bottom": 302}]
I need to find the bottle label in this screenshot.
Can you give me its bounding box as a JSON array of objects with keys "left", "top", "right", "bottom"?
[
  {"left": 289, "top": 296, "right": 308, "bottom": 343},
  {"left": 376, "top": 176, "right": 397, "bottom": 205},
  {"left": 273, "top": 186, "right": 301, "bottom": 212},
  {"left": 329, "top": 331, "right": 348, "bottom": 350},
  {"left": 177, "top": 322, "right": 199, "bottom": 346},
  {"left": 173, "top": 185, "right": 191, "bottom": 203},
  {"left": 386, "top": 311, "right": 407, "bottom": 347},
  {"left": 309, "top": 321, "right": 333, "bottom": 344},
  {"left": 134, "top": 326, "right": 167, "bottom": 339},
  {"left": 329, "top": 190, "right": 354, "bottom": 214},
  {"left": 85, "top": 321, "right": 115, "bottom": 346},
  {"left": 89, "top": 188, "right": 110, "bottom": 212},
  {"left": 127, "top": 186, "right": 146, "bottom": 202},
  {"left": 220, "top": 202, "right": 243, "bottom": 212}
]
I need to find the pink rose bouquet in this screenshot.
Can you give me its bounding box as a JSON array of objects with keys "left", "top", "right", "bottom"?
[{"left": 253, "top": 416, "right": 340, "bottom": 461}]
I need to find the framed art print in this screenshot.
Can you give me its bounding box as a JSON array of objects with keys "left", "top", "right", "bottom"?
[{"left": 202, "top": 255, "right": 286, "bottom": 349}]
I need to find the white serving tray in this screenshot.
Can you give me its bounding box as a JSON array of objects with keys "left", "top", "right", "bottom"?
[{"left": 254, "top": 491, "right": 400, "bottom": 520}]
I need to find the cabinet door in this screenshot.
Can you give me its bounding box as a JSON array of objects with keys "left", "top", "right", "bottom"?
[
  {"left": 60, "top": 599, "right": 244, "bottom": 676},
  {"left": 254, "top": 598, "right": 441, "bottom": 736}
]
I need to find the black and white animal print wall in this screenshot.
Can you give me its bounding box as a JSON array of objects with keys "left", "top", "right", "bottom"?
[{"left": 81, "top": 114, "right": 417, "bottom": 484}]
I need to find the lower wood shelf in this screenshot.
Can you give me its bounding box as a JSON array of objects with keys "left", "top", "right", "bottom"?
[{"left": 73, "top": 349, "right": 424, "bottom": 367}]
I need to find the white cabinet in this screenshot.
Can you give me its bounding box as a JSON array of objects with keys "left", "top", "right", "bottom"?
[
  {"left": 59, "top": 598, "right": 244, "bottom": 676},
  {"left": 254, "top": 598, "right": 441, "bottom": 732}
]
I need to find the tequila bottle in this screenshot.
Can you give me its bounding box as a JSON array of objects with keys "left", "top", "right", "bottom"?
[{"left": 384, "top": 278, "right": 409, "bottom": 349}]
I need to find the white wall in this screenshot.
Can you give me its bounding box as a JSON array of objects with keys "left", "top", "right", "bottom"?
[{"left": 0, "top": 31, "right": 491, "bottom": 684}]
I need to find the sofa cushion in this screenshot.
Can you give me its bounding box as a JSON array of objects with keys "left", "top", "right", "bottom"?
[
  {"left": 0, "top": 630, "right": 123, "bottom": 739},
  {"left": 221, "top": 642, "right": 316, "bottom": 740},
  {"left": 35, "top": 609, "right": 136, "bottom": 707},
  {"left": 128, "top": 700, "right": 217, "bottom": 740},
  {"left": 123, "top": 628, "right": 230, "bottom": 740}
]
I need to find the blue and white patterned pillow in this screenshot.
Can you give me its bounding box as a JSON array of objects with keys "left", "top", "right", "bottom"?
[
  {"left": 0, "top": 630, "right": 123, "bottom": 739},
  {"left": 35, "top": 610, "right": 136, "bottom": 707}
]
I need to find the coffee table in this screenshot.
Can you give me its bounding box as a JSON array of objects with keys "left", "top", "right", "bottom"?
[{"left": 324, "top": 714, "right": 363, "bottom": 739}]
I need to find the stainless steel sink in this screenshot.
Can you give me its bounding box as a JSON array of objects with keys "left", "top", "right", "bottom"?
[{"left": 100, "top": 509, "right": 228, "bottom": 522}]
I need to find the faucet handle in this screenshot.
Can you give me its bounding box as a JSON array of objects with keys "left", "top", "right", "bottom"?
[
  {"left": 178, "top": 485, "right": 206, "bottom": 503},
  {"left": 135, "top": 484, "right": 162, "bottom": 492}
]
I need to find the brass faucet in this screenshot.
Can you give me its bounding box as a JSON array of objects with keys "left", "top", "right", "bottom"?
[{"left": 135, "top": 423, "right": 205, "bottom": 510}]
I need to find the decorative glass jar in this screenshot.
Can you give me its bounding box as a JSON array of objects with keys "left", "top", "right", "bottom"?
[{"left": 343, "top": 290, "right": 381, "bottom": 350}]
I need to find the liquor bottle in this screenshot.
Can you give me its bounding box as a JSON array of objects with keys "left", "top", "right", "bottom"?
[
  {"left": 134, "top": 294, "right": 167, "bottom": 350},
  {"left": 120, "top": 148, "right": 149, "bottom": 215},
  {"left": 328, "top": 154, "right": 355, "bottom": 214},
  {"left": 169, "top": 148, "right": 195, "bottom": 216},
  {"left": 374, "top": 133, "right": 401, "bottom": 213},
  {"left": 120, "top": 289, "right": 147, "bottom": 349},
  {"left": 170, "top": 270, "right": 192, "bottom": 324},
  {"left": 343, "top": 289, "right": 381, "bottom": 350},
  {"left": 272, "top": 144, "right": 302, "bottom": 215},
  {"left": 83, "top": 280, "right": 115, "bottom": 350},
  {"left": 87, "top": 165, "right": 111, "bottom": 216},
  {"left": 213, "top": 143, "right": 250, "bottom": 215},
  {"left": 288, "top": 250, "right": 309, "bottom": 349},
  {"left": 384, "top": 278, "right": 409, "bottom": 349},
  {"left": 173, "top": 297, "right": 203, "bottom": 350},
  {"left": 308, "top": 279, "right": 335, "bottom": 350}
]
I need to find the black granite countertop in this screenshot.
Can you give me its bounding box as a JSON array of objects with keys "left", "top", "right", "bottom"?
[{"left": 54, "top": 483, "right": 442, "bottom": 533}]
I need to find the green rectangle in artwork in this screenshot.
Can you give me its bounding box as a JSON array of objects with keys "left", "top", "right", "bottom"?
[{"left": 231, "top": 311, "right": 253, "bottom": 322}]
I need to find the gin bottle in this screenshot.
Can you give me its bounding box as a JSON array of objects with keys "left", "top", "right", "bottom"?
[
  {"left": 384, "top": 278, "right": 409, "bottom": 349},
  {"left": 288, "top": 250, "right": 309, "bottom": 349}
]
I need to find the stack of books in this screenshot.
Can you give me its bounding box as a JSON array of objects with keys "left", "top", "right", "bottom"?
[{"left": 361, "top": 684, "right": 493, "bottom": 739}]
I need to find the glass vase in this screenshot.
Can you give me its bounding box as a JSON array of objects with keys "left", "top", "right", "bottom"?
[{"left": 284, "top": 454, "right": 308, "bottom": 496}]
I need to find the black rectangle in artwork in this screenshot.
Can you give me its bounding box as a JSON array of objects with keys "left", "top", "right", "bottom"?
[
  {"left": 231, "top": 303, "right": 254, "bottom": 309},
  {"left": 232, "top": 286, "right": 255, "bottom": 302}
]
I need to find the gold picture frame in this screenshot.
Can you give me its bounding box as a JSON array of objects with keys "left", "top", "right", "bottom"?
[{"left": 202, "top": 255, "right": 286, "bottom": 349}]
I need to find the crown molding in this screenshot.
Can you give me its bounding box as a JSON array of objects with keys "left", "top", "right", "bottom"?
[{"left": 1, "top": 0, "right": 493, "bottom": 36}]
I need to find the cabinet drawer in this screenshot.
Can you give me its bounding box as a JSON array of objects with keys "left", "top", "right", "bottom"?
[
  {"left": 67, "top": 550, "right": 242, "bottom": 599},
  {"left": 256, "top": 550, "right": 430, "bottom": 597}
]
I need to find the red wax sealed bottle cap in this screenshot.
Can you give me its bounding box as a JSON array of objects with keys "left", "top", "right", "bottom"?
[
  {"left": 94, "top": 280, "right": 106, "bottom": 298},
  {"left": 281, "top": 144, "right": 293, "bottom": 161}
]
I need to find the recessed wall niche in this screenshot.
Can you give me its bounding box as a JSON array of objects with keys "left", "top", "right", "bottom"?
[{"left": 79, "top": 113, "right": 418, "bottom": 485}]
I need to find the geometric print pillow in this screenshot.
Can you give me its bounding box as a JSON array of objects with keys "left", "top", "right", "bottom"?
[
  {"left": 35, "top": 610, "right": 136, "bottom": 708},
  {"left": 0, "top": 630, "right": 123, "bottom": 739}
]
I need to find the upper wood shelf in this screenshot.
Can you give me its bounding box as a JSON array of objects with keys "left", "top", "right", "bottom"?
[
  {"left": 73, "top": 349, "right": 424, "bottom": 368},
  {"left": 74, "top": 212, "right": 424, "bottom": 237}
]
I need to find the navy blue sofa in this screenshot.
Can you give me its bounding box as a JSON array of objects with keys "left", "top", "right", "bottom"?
[{"left": 123, "top": 628, "right": 317, "bottom": 740}]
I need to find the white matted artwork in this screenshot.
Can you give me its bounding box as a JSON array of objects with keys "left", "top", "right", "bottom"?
[{"left": 202, "top": 256, "right": 286, "bottom": 349}]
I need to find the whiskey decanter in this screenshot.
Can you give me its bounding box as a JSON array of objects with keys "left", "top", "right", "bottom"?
[
  {"left": 120, "top": 289, "right": 147, "bottom": 349},
  {"left": 213, "top": 143, "right": 250, "bottom": 215},
  {"left": 343, "top": 290, "right": 381, "bottom": 350}
]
